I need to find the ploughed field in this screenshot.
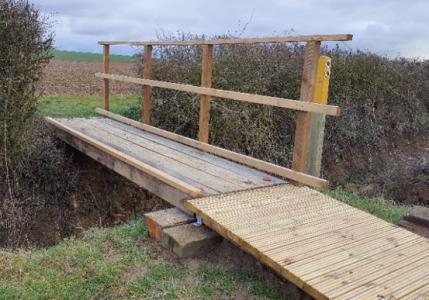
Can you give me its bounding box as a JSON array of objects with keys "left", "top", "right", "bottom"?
[{"left": 39, "top": 59, "right": 136, "bottom": 96}]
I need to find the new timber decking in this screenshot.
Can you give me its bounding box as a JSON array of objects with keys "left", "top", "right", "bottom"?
[
  {"left": 186, "top": 185, "right": 429, "bottom": 300},
  {"left": 48, "top": 117, "right": 284, "bottom": 211}
]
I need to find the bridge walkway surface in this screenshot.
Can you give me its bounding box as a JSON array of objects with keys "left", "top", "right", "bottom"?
[
  {"left": 47, "top": 116, "right": 429, "bottom": 300},
  {"left": 186, "top": 185, "right": 429, "bottom": 299}
]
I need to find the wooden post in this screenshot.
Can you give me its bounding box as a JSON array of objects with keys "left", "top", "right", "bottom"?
[
  {"left": 291, "top": 41, "right": 321, "bottom": 181},
  {"left": 308, "top": 56, "right": 331, "bottom": 177},
  {"left": 143, "top": 45, "right": 153, "bottom": 124},
  {"left": 103, "top": 44, "right": 110, "bottom": 110},
  {"left": 198, "top": 44, "right": 214, "bottom": 143}
]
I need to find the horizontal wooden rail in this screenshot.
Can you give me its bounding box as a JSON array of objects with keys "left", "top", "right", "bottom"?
[
  {"left": 95, "top": 108, "right": 329, "bottom": 189},
  {"left": 45, "top": 117, "right": 204, "bottom": 198},
  {"left": 95, "top": 73, "right": 340, "bottom": 116},
  {"left": 98, "top": 34, "right": 353, "bottom": 46}
]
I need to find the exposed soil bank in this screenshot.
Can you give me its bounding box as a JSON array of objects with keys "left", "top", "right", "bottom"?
[
  {"left": 333, "top": 128, "right": 429, "bottom": 206},
  {"left": 1, "top": 145, "right": 169, "bottom": 248}
]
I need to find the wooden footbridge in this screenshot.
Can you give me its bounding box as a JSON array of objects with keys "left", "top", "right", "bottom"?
[{"left": 46, "top": 34, "right": 429, "bottom": 299}]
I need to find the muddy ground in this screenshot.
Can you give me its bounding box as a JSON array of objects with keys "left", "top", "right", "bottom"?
[{"left": 39, "top": 59, "right": 137, "bottom": 96}]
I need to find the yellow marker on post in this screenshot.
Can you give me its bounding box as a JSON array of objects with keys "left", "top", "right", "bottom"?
[
  {"left": 309, "top": 56, "right": 331, "bottom": 178},
  {"left": 314, "top": 56, "right": 331, "bottom": 104}
]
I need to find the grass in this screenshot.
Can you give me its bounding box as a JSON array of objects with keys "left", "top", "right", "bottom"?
[
  {"left": 324, "top": 189, "right": 409, "bottom": 224},
  {"left": 37, "top": 95, "right": 140, "bottom": 118},
  {"left": 52, "top": 50, "right": 135, "bottom": 63},
  {"left": 0, "top": 220, "right": 283, "bottom": 300}
]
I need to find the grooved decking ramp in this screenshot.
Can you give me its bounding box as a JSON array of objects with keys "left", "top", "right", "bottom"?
[{"left": 186, "top": 185, "right": 429, "bottom": 300}]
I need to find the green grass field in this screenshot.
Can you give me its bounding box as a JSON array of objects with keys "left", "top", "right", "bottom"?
[
  {"left": 53, "top": 50, "right": 135, "bottom": 63},
  {"left": 37, "top": 95, "right": 140, "bottom": 118},
  {"left": 0, "top": 220, "right": 282, "bottom": 299}
]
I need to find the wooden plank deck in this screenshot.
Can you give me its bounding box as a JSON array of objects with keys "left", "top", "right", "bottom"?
[
  {"left": 48, "top": 117, "right": 284, "bottom": 211},
  {"left": 186, "top": 185, "right": 429, "bottom": 300}
]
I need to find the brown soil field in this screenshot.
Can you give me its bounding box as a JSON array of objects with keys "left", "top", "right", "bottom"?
[{"left": 39, "top": 59, "right": 137, "bottom": 96}]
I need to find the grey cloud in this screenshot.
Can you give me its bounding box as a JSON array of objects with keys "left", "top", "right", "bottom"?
[{"left": 33, "top": 0, "right": 429, "bottom": 58}]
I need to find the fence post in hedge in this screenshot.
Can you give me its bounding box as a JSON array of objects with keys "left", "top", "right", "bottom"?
[
  {"left": 198, "top": 44, "right": 214, "bottom": 143},
  {"left": 308, "top": 56, "right": 331, "bottom": 177},
  {"left": 103, "top": 44, "right": 110, "bottom": 111},
  {"left": 143, "top": 45, "right": 153, "bottom": 124},
  {"left": 292, "top": 41, "right": 321, "bottom": 182}
]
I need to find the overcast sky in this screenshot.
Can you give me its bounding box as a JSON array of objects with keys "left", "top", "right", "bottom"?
[{"left": 33, "top": 0, "right": 429, "bottom": 59}]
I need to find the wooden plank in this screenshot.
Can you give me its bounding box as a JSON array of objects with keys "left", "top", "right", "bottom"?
[
  {"left": 270, "top": 225, "right": 404, "bottom": 262},
  {"left": 223, "top": 204, "right": 362, "bottom": 237},
  {"left": 187, "top": 184, "right": 324, "bottom": 213},
  {"left": 97, "top": 34, "right": 353, "bottom": 46},
  {"left": 45, "top": 117, "right": 203, "bottom": 198},
  {"left": 293, "top": 230, "right": 421, "bottom": 273},
  {"left": 292, "top": 41, "right": 321, "bottom": 178},
  {"left": 308, "top": 56, "right": 331, "bottom": 177},
  {"left": 186, "top": 185, "right": 429, "bottom": 300},
  {"left": 203, "top": 192, "right": 364, "bottom": 231},
  {"left": 198, "top": 44, "right": 214, "bottom": 143},
  {"left": 407, "top": 283, "right": 429, "bottom": 299},
  {"left": 61, "top": 118, "right": 251, "bottom": 194},
  {"left": 100, "top": 118, "right": 285, "bottom": 185},
  {"left": 54, "top": 129, "right": 190, "bottom": 211},
  {"left": 267, "top": 226, "right": 400, "bottom": 267},
  {"left": 143, "top": 45, "right": 153, "bottom": 124},
  {"left": 239, "top": 212, "right": 373, "bottom": 245},
  {"left": 208, "top": 204, "right": 358, "bottom": 237},
  {"left": 95, "top": 73, "right": 341, "bottom": 116},
  {"left": 95, "top": 109, "right": 329, "bottom": 188},
  {"left": 77, "top": 120, "right": 219, "bottom": 195},
  {"left": 250, "top": 212, "right": 381, "bottom": 248},
  {"left": 185, "top": 186, "right": 328, "bottom": 300},
  {"left": 310, "top": 240, "right": 429, "bottom": 298},
  {"left": 195, "top": 186, "right": 336, "bottom": 221},
  {"left": 288, "top": 234, "right": 421, "bottom": 280},
  {"left": 248, "top": 214, "right": 378, "bottom": 251},
  {"left": 338, "top": 257, "right": 429, "bottom": 299},
  {"left": 267, "top": 225, "right": 397, "bottom": 262},
  {"left": 309, "top": 238, "right": 426, "bottom": 288},
  {"left": 103, "top": 44, "right": 110, "bottom": 110},
  {"left": 84, "top": 119, "right": 257, "bottom": 190}
]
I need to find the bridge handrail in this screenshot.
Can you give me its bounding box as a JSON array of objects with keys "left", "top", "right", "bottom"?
[
  {"left": 98, "top": 34, "right": 352, "bottom": 46},
  {"left": 95, "top": 73, "right": 340, "bottom": 116},
  {"left": 98, "top": 34, "right": 353, "bottom": 185}
]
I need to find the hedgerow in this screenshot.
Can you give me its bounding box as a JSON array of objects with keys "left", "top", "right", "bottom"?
[
  {"left": 133, "top": 33, "right": 428, "bottom": 202},
  {"left": 0, "top": 0, "right": 65, "bottom": 247}
]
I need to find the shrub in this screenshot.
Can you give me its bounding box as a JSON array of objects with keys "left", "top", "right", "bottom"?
[
  {"left": 0, "top": 0, "right": 53, "bottom": 159},
  {"left": 0, "top": 0, "right": 55, "bottom": 247}
]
